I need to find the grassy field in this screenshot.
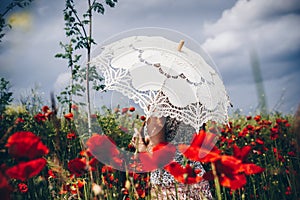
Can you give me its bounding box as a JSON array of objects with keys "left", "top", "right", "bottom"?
[{"left": 0, "top": 103, "right": 299, "bottom": 200}]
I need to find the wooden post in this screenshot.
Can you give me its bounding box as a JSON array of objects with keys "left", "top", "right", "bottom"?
[{"left": 177, "top": 40, "right": 185, "bottom": 51}]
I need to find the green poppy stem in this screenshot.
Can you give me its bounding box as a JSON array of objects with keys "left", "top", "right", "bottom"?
[{"left": 211, "top": 162, "right": 222, "bottom": 200}]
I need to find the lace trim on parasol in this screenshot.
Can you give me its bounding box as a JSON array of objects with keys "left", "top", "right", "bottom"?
[
  {"left": 131, "top": 44, "right": 216, "bottom": 87},
  {"left": 91, "top": 53, "right": 230, "bottom": 131}
]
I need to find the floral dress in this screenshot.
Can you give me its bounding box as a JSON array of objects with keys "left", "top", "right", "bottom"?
[{"left": 148, "top": 117, "right": 213, "bottom": 200}]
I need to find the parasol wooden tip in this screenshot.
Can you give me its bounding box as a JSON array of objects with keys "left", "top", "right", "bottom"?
[{"left": 177, "top": 40, "right": 185, "bottom": 51}]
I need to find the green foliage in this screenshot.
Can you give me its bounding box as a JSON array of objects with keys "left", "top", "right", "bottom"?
[
  {"left": 97, "top": 106, "right": 139, "bottom": 149},
  {"left": 0, "top": 77, "right": 13, "bottom": 114},
  {"left": 56, "top": 0, "right": 117, "bottom": 112}
]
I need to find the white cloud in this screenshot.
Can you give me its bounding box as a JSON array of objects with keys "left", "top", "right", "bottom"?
[
  {"left": 202, "top": 0, "right": 300, "bottom": 57},
  {"left": 54, "top": 72, "right": 70, "bottom": 92},
  {"left": 201, "top": 0, "right": 300, "bottom": 113}
]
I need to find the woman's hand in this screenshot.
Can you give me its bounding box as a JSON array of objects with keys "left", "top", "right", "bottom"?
[{"left": 146, "top": 116, "right": 165, "bottom": 152}]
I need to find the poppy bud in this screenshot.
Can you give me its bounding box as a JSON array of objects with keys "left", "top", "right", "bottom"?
[
  {"left": 129, "top": 106, "right": 135, "bottom": 112},
  {"left": 140, "top": 116, "right": 146, "bottom": 121}
]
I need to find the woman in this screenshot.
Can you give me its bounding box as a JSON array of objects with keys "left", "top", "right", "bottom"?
[{"left": 136, "top": 115, "right": 213, "bottom": 200}]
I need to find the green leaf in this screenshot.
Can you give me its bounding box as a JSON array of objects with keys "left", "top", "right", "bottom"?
[
  {"left": 92, "top": 2, "right": 105, "bottom": 14},
  {"left": 105, "top": 0, "right": 116, "bottom": 7}
]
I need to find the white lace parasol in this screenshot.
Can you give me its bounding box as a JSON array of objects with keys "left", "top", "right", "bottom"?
[{"left": 91, "top": 33, "right": 231, "bottom": 131}]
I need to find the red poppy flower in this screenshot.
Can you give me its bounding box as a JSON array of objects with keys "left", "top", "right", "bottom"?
[
  {"left": 129, "top": 106, "right": 135, "bottom": 112},
  {"left": 18, "top": 183, "right": 28, "bottom": 193},
  {"left": 273, "top": 147, "right": 285, "bottom": 162},
  {"left": 88, "top": 158, "right": 99, "bottom": 171},
  {"left": 285, "top": 122, "right": 291, "bottom": 127},
  {"left": 121, "top": 107, "right": 128, "bottom": 114},
  {"left": 6, "top": 131, "right": 49, "bottom": 160},
  {"left": 44, "top": 111, "right": 53, "bottom": 118},
  {"left": 287, "top": 151, "right": 296, "bottom": 157},
  {"left": 6, "top": 158, "right": 47, "bottom": 181},
  {"left": 67, "top": 132, "right": 76, "bottom": 139},
  {"left": 203, "top": 156, "right": 247, "bottom": 190},
  {"left": 79, "top": 150, "right": 92, "bottom": 157},
  {"left": 15, "top": 117, "right": 25, "bottom": 124},
  {"left": 42, "top": 106, "right": 50, "bottom": 113},
  {"left": 285, "top": 186, "right": 292, "bottom": 195},
  {"left": 140, "top": 115, "right": 146, "bottom": 121},
  {"left": 255, "top": 138, "right": 264, "bottom": 145},
  {"left": 138, "top": 142, "right": 176, "bottom": 171},
  {"left": 164, "top": 162, "right": 203, "bottom": 184},
  {"left": 178, "top": 130, "right": 221, "bottom": 163},
  {"left": 48, "top": 170, "right": 56, "bottom": 179},
  {"left": 71, "top": 104, "right": 78, "bottom": 111},
  {"left": 232, "top": 144, "right": 252, "bottom": 163},
  {"left": 34, "top": 112, "right": 47, "bottom": 123},
  {"left": 239, "top": 163, "right": 265, "bottom": 175},
  {"left": 101, "top": 165, "right": 115, "bottom": 174},
  {"left": 254, "top": 115, "right": 261, "bottom": 122},
  {"left": 232, "top": 144, "right": 264, "bottom": 174},
  {"left": 86, "top": 134, "right": 123, "bottom": 168},
  {"left": 64, "top": 112, "right": 74, "bottom": 120},
  {"left": 68, "top": 158, "right": 87, "bottom": 177},
  {"left": 270, "top": 127, "right": 279, "bottom": 140}
]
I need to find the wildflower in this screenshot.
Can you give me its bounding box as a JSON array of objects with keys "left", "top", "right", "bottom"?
[
  {"left": 129, "top": 106, "right": 135, "bottom": 112},
  {"left": 71, "top": 104, "right": 78, "bottom": 111},
  {"left": 42, "top": 106, "right": 50, "bottom": 113},
  {"left": 140, "top": 115, "right": 146, "bottom": 121},
  {"left": 203, "top": 155, "right": 247, "bottom": 190},
  {"left": 164, "top": 162, "right": 203, "bottom": 184},
  {"left": 86, "top": 134, "right": 123, "bottom": 168},
  {"left": 232, "top": 144, "right": 265, "bottom": 175},
  {"left": 18, "top": 183, "right": 28, "bottom": 193},
  {"left": 6, "top": 131, "right": 49, "bottom": 160},
  {"left": 138, "top": 142, "right": 176, "bottom": 171},
  {"left": 6, "top": 158, "right": 47, "bottom": 181},
  {"left": 79, "top": 150, "right": 92, "bottom": 157},
  {"left": 64, "top": 112, "right": 74, "bottom": 120},
  {"left": 255, "top": 138, "right": 264, "bottom": 145},
  {"left": 48, "top": 170, "right": 56, "bottom": 179},
  {"left": 254, "top": 115, "right": 261, "bottom": 122},
  {"left": 270, "top": 126, "right": 279, "bottom": 140},
  {"left": 287, "top": 151, "right": 296, "bottom": 157},
  {"left": 121, "top": 107, "right": 128, "bottom": 114},
  {"left": 34, "top": 112, "right": 47, "bottom": 123},
  {"left": 44, "top": 111, "right": 53, "bottom": 118},
  {"left": 88, "top": 158, "right": 99, "bottom": 171},
  {"left": 68, "top": 158, "right": 87, "bottom": 177},
  {"left": 67, "top": 132, "right": 76, "bottom": 140},
  {"left": 15, "top": 117, "right": 25, "bottom": 124},
  {"left": 285, "top": 123, "right": 291, "bottom": 127},
  {"left": 178, "top": 130, "right": 221, "bottom": 163},
  {"left": 273, "top": 148, "right": 285, "bottom": 162},
  {"left": 285, "top": 186, "right": 292, "bottom": 195}
]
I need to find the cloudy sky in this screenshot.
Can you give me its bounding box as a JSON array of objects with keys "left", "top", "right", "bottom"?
[{"left": 0, "top": 0, "right": 299, "bottom": 115}]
